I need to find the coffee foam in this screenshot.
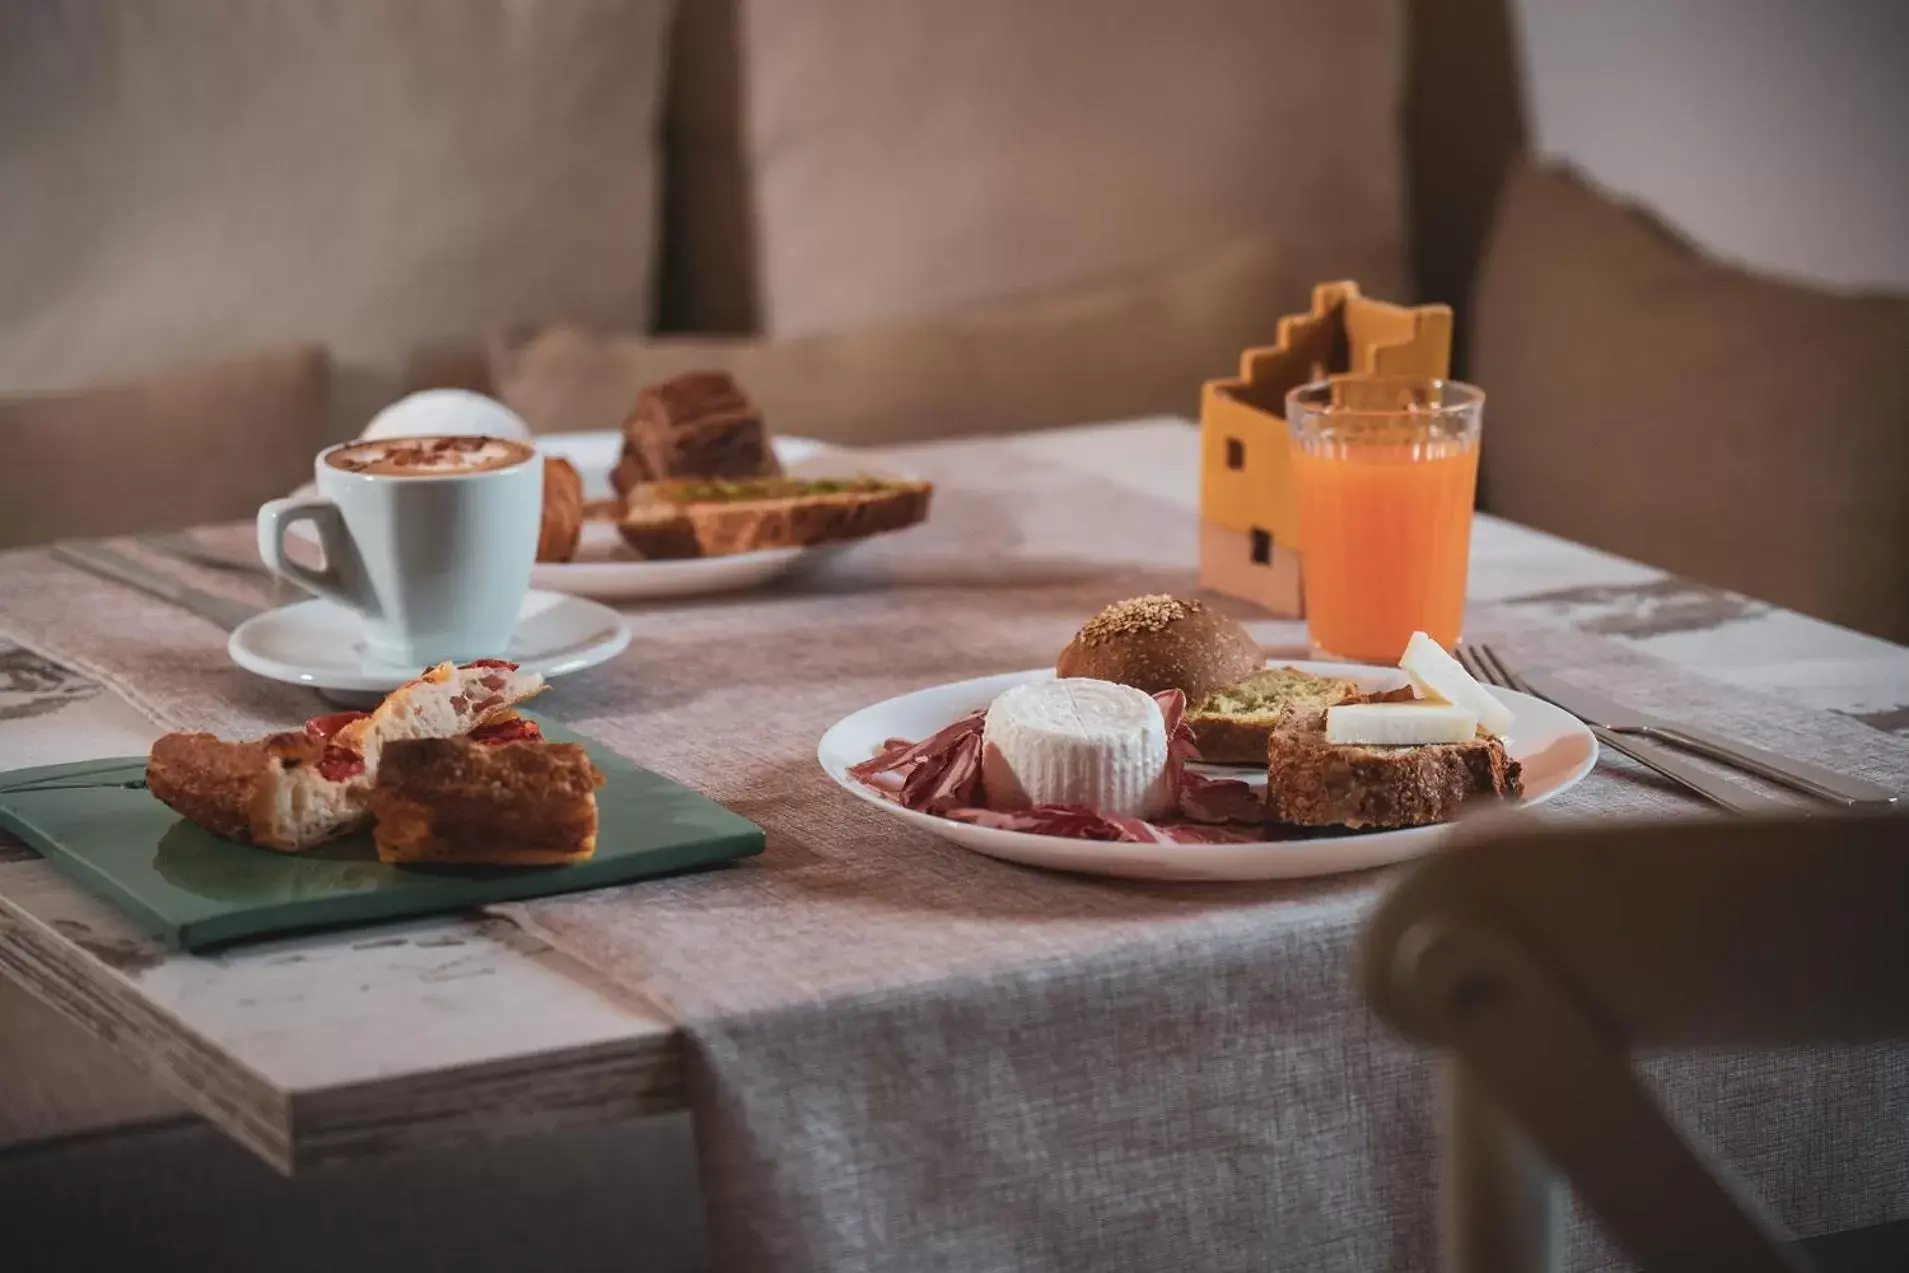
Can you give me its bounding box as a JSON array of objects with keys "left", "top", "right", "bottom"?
[{"left": 326, "top": 435, "right": 533, "bottom": 476}]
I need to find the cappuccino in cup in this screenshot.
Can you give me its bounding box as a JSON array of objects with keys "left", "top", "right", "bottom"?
[
  {"left": 324, "top": 434, "right": 536, "bottom": 477},
  {"left": 260, "top": 433, "right": 542, "bottom": 665}
]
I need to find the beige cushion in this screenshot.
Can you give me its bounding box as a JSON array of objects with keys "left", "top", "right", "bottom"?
[
  {"left": 1473, "top": 162, "right": 1909, "bottom": 642},
  {"left": 493, "top": 235, "right": 1306, "bottom": 445},
  {"left": 0, "top": 1, "right": 671, "bottom": 412},
  {"left": 0, "top": 346, "right": 330, "bottom": 548},
  {"left": 728, "top": 0, "right": 1406, "bottom": 336}
]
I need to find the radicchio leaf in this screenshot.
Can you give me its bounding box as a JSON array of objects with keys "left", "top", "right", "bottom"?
[
  {"left": 1152, "top": 686, "right": 1260, "bottom": 824},
  {"left": 946, "top": 805, "right": 1177, "bottom": 844},
  {"left": 1176, "top": 770, "right": 1267, "bottom": 825},
  {"left": 849, "top": 710, "right": 987, "bottom": 813}
]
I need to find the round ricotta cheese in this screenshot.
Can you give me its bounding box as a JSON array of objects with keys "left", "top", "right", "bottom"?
[{"left": 980, "top": 678, "right": 1171, "bottom": 818}]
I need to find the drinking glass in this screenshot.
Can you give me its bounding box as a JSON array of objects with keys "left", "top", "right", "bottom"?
[{"left": 1286, "top": 377, "right": 1484, "bottom": 663}]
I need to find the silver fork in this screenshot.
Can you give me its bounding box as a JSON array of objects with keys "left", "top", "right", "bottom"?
[{"left": 1456, "top": 643, "right": 1798, "bottom": 817}]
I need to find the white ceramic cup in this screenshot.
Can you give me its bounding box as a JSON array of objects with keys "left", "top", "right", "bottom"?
[{"left": 257, "top": 438, "right": 543, "bottom": 667}]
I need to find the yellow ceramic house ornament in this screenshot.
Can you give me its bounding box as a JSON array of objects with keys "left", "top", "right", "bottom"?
[{"left": 1197, "top": 281, "right": 1453, "bottom": 615}]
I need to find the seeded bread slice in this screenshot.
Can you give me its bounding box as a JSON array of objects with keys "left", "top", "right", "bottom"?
[
  {"left": 1263, "top": 710, "right": 1522, "bottom": 829},
  {"left": 617, "top": 477, "right": 932, "bottom": 558},
  {"left": 1190, "top": 668, "right": 1412, "bottom": 764}
]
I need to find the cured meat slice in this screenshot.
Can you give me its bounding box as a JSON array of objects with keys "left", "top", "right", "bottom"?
[{"left": 849, "top": 687, "right": 1264, "bottom": 841}]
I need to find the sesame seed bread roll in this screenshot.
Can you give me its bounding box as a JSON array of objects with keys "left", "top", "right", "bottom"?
[{"left": 1056, "top": 595, "right": 1263, "bottom": 704}]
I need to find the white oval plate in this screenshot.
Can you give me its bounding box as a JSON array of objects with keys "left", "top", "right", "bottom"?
[
  {"left": 229, "top": 589, "right": 629, "bottom": 697},
  {"left": 818, "top": 662, "right": 1598, "bottom": 882},
  {"left": 288, "top": 433, "right": 902, "bottom": 603}
]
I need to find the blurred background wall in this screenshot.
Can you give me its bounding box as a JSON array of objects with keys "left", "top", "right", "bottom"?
[
  {"left": 1514, "top": 0, "right": 1909, "bottom": 291},
  {"left": 3, "top": 0, "right": 1905, "bottom": 634},
  {"left": 1409, "top": 0, "right": 1909, "bottom": 378}
]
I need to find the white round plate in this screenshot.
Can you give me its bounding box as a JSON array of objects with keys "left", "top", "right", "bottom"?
[
  {"left": 536, "top": 432, "right": 898, "bottom": 601},
  {"left": 818, "top": 662, "right": 1598, "bottom": 883},
  {"left": 288, "top": 433, "right": 907, "bottom": 603},
  {"left": 229, "top": 589, "right": 630, "bottom": 697}
]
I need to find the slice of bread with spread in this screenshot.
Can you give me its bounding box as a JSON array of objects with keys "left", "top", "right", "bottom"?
[
  {"left": 1263, "top": 707, "right": 1522, "bottom": 829},
  {"left": 618, "top": 476, "right": 932, "bottom": 558},
  {"left": 1190, "top": 668, "right": 1414, "bottom": 764}
]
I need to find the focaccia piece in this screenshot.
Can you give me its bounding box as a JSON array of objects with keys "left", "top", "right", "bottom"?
[
  {"left": 146, "top": 729, "right": 363, "bottom": 852},
  {"left": 334, "top": 658, "right": 547, "bottom": 775},
  {"left": 370, "top": 737, "right": 603, "bottom": 866},
  {"left": 145, "top": 660, "right": 547, "bottom": 852}
]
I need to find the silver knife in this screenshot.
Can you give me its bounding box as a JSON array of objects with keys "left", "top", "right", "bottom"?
[
  {"left": 52, "top": 540, "right": 263, "bottom": 632},
  {"left": 1581, "top": 725, "right": 1800, "bottom": 817},
  {"left": 1521, "top": 670, "right": 1900, "bottom": 808}
]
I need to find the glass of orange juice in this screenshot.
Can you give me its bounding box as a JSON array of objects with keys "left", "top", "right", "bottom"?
[{"left": 1286, "top": 377, "right": 1484, "bottom": 663}]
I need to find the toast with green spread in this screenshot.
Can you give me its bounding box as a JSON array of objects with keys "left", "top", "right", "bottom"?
[
  {"left": 1189, "top": 667, "right": 1411, "bottom": 764},
  {"left": 617, "top": 476, "right": 933, "bottom": 558}
]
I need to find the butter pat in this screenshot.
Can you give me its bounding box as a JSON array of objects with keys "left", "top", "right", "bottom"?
[
  {"left": 1398, "top": 632, "right": 1515, "bottom": 736},
  {"left": 1326, "top": 702, "right": 1479, "bottom": 746}
]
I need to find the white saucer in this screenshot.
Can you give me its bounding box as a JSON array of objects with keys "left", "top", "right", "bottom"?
[
  {"left": 818, "top": 662, "right": 1598, "bottom": 883},
  {"left": 229, "top": 589, "right": 630, "bottom": 698}
]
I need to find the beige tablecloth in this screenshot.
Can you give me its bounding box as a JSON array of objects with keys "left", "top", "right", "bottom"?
[{"left": 2, "top": 443, "right": 1905, "bottom": 1272}]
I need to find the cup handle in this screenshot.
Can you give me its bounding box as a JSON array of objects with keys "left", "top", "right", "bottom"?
[{"left": 257, "top": 497, "right": 363, "bottom": 610}]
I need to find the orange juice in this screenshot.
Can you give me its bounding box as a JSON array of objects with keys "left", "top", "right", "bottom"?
[{"left": 1287, "top": 378, "right": 1483, "bottom": 663}]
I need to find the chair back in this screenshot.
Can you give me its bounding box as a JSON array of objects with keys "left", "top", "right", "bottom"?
[{"left": 1363, "top": 814, "right": 1909, "bottom": 1272}]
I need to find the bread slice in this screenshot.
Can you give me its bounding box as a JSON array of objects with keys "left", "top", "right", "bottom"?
[
  {"left": 370, "top": 738, "right": 603, "bottom": 866},
  {"left": 1263, "top": 710, "right": 1522, "bottom": 829},
  {"left": 617, "top": 476, "right": 932, "bottom": 558},
  {"left": 1190, "top": 668, "right": 1411, "bottom": 764},
  {"left": 146, "top": 660, "right": 546, "bottom": 852},
  {"left": 612, "top": 370, "right": 782, "bottom": 494}
]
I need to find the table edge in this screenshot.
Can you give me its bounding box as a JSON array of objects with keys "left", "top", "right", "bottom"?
[{"left": 0, "top": 885, "right": 690, "bottom": 1174}]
